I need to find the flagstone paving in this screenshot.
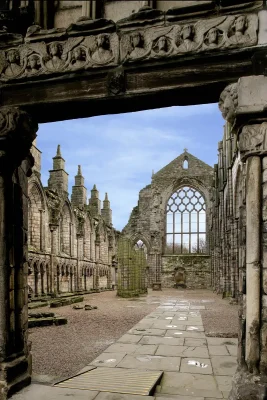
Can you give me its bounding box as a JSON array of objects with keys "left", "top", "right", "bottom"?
[{"left": 12, "top": 296, "right": 237, "bottom": 399}]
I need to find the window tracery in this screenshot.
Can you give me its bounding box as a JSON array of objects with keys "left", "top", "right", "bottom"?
[{"left": 166, "top": 186, "right": 206, "bottom": 254}]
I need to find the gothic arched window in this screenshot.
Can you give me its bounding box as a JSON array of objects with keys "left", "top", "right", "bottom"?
[
  {"left": 166, "top": 186, "right": 206, "bottom": 254},
  {"left": 134, "top": 239, "right": 148, "bottom": 259}
]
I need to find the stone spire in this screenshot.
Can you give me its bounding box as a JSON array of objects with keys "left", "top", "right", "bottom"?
[
  {"left": 88, "top": 184, "right": 101, "bottom": 217},
  {"left": 101, "top": 192, "right": 112, "bottom": 226},
  {"left": 71, "top": 165, "right": 87, "bottom": 209},
  {"left": 48, "top": 144, "right": 69, "bottom": 194}
]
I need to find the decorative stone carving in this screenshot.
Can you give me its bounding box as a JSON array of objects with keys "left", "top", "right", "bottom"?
[
  {"left": 107, "top": 66, "right": 125, "bottom": 96},
  {"left": 218, "top": 83, "right": 238, "bottom": 124},
  {"left": 120, "top": 13, "right": 258, "bottom": 64},
  {"left": 0, "top": 32, "right": 119, "bottom": 81},
  {"left": 239, "top": 122, "right": 267, "bottom": 160},
  {"left": 0, "top": 107, "right": 37, "bottom": 169},
  {"left": 0, "top": 11, "right": 259, "bottom": 81}
]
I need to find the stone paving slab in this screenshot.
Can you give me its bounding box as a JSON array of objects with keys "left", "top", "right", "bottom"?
[
  {"left": 207, "top": 338, "right": 238, "bottom": 346},
  {"left": 210, "top": 356, "right": 237, "bottom": 376},
  {"left": 165, "top": 330, "right": 206, "bottom": 338},
  {"left": 208, "top": 345, "right": 229, "bottom": 356},
  {"left": 158, "top": 372, "right": 223, "bottom": 398},
  {"left": 90, "top": 352, "right": 126, "bottom": 367},
  {"left": 156, "top": 345, "right": 209, "bottom": 358},
  {"left": 186, "top": 325, "right": 205, "bottom": 332},
  {"left": 117, "top": 354, "right": 181, "bottom": 372},
  {"left": 104, "top": 343, "right": 140, "bottom": 354},
  {"left": 151, "top": 322, "right": 186, "bottom": 330},
  {"left": 94, "top": 393, "right": 155, "bottom": 400},
  {"left": 12, "top": 384, "right": 99, "bottom": 400},
  {"left": 180, "top": 358, "right": 213, "bottom": 375},
  {"left": 140, "top": 335, "right": 185, "bottom": 346},
  {"left": 129, "top": 328, "right": 167, "bottom": 336},
  {"left": 156, "top": 396, "right": 204, "bottom": 400},
  {"left": 215, "top": 375, "right": 233, "bottom": 392},
  {"left": 184, "top": 338, "right": 207, "bottom": 347},
  {"left": 226, "top": 345, "right": 237, "bottom": 356},
  {"left": 117, "top": 334, "right": 141, "bottom": 344}
]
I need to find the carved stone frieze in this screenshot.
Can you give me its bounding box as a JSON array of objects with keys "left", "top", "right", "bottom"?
[
  {"left": 239, "top": 122, "right": 267, "bottom": 160},
  {"left": 0, "top": 31, "right": 119, "bottom": 81},
  {"left": 218, "top": 82, "right": 238, "bottom": 124},
  {"left": 120, "top": 13, "right": 258, "bottom": 64},
  {"left": 0, "top": 11, "right": 260, "bottom": 82}
]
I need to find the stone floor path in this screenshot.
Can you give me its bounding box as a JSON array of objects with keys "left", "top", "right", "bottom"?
[{"left": 12, "top": 296, "right": 237, "bottom": 400}]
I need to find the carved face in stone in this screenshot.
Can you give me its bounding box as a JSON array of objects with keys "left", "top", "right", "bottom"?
[
  {"left": 158, "top": 36, "right": 167, "bottom": 52},
  {"left": 181, "top": 25, "right": 194, "bottom": 41},
  {"left": 207, "top": 28, "right": 218, "bottom": 45},
  {"left": 49, "top": 42, "right": 61, "bottom": 57},
  {"left": 96, "top": 34, "right": 109, "bottom": 50},
  {"left": 7, "top": 49, "right": 20, "bottom": 64},
  {"left": 28, "top": 54, "right": 40, "bottom": 70},
  {"left": 218, "top": 83, "right": 238, "bottom": 123},
  {"left": 234, "top": 15, "right": 247, "bottom": 34},
  {"left": 73, "top": 47, "right": 85, "bottom": 61},
  {"left": 131, "top": 32, "right": 142, "bottom": 48}
]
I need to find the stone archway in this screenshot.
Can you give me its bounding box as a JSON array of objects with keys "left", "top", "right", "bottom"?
[{"left": 0, "top": 2, "right": 267, "bottom": 399}]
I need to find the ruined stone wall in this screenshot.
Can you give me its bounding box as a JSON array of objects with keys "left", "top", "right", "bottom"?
[
  {"left": 162, "top": 255, "right": 211, "bottom": 289},
  {"left": 27, "top": 143, "right": 118, "bottom": 298},
  {"left": 123, "top": 151, "right": 213, "bottom": 288}
]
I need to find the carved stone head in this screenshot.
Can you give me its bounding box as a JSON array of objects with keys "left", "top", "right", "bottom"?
[
  {"left": 28, "top": 53, "right": 40, "bottom": 70},
  {"left": 181, "top": 24, "right": 194, "bottom": 41},
  {"left": 207, "top": 27, "right": 218, "bottom": 45},
  {"left": 96, "top": 33, "right": 109, "bottom": 50},
  {"left": 49, "top": 42, "right": 62, "bottom": 57},
  {"left": 130, "top": 32, "right": 143, "bottom": 49},
  {"left": 233, "top": 15, "right": 248, "bottom": 34},
  {"left": 7, "top": 48, "right": 20, "bottom": 64},
  {"left": 218, "top": 83, "right": 238, "bottom": 123},
  {"left": 158, "top": 36, "right": 167, "bottom": 52}
]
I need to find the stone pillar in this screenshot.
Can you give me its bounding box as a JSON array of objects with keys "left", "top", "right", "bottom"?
[
  {"left": 0, "top": 107, "right": 37, "bottom": 399},
  {"left": 76, "top": 234, "right": 83, "bottom": 291},
  {"left": 219, "top": 79, "right": 267, "bottom": 399}
]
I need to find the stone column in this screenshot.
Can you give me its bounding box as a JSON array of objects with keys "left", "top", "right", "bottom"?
[
  {"left": 0, "top": 107, "right": 37, "bottom": 399},
  {"left": 219, "top": 80, "right": 267, "bottom": 399}
]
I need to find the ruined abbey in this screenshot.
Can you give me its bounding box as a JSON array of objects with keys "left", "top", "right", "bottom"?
[
  {"left": 28, "top": 139, "right": 118, "bottom": 297},
  {"left": 1, "top": 0, "right": 267, "bottom": 399}
]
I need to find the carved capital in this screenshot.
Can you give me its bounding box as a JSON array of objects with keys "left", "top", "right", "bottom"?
[
  {"left": 239, "top": 122, "right": 267, "bottom": 161},
  {"left": 0, "top": 106, "right": 37, "bottom": 173},
  {"left": 218, "top": 83, "right": 238, "bottom": 123}
]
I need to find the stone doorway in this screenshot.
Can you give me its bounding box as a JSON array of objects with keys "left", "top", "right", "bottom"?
[{"left": 1, "top": 2, "right": 267, "bottom": 399}]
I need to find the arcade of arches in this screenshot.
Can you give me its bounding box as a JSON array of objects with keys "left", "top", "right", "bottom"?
[
  {"left": 1, "top": 1, "right": 267, "bottom": 399},
  {"left": 27, "top": 140, "right": 118, "bottom": 298}
]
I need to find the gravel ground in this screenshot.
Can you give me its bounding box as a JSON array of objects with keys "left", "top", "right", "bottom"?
[{"left": 29, "top": 289, "right": 238, "bottom": 380}]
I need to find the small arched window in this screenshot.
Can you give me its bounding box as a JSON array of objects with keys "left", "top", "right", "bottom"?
[
  {"left": 183, "top": 159, "right": 188, "bottom": 169},
  {"left": 166, "top": 186, "right": 206, "bottom": 254},
  {"left": 134, "top": 239, "right": 148, "bottom": 259}
]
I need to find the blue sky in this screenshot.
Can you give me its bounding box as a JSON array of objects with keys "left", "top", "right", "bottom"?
[{"left": 37, "top": 104, "right": 224, "bottom": 230}]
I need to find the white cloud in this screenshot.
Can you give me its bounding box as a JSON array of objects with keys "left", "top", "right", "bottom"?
[{"left": 37, "top": 105, "right": 223, "bottom": 230}]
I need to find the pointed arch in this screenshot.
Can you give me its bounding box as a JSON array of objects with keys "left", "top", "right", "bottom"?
[
  {"left": 60, "top": 202, "right": 73, "bottom": 255},
  {"left": 165, "top": 185, "right": 207, "bottom": 254},
  {"left": 28, "top": 180, "right": 46, "bottom": 250}
]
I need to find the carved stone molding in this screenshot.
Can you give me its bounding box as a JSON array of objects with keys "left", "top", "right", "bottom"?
[
  {"left": 0, "top": 106, "right": 37, "bottom": 172},
  {"left": 120, "top": 13, "right": 258, "bottom": 64},
  {"left": 0, "top": 11, "right": 259, "bottom": 82},
  {"left": 218, "top": 82, "right": 238, "bottom": 124},
  {"left": 239, "top": 122, "right": 267, "bottom": 160},
  {"left": 107, "top": 65, "right": 125, "bottom": 95}
]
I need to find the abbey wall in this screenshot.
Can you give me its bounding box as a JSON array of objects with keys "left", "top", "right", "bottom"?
[
  {"left": 28, "top": 140, "right": 119, "bottom": 298},
  {"left": 123, "top": 151, "right": 214, "bottom": 290}
]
